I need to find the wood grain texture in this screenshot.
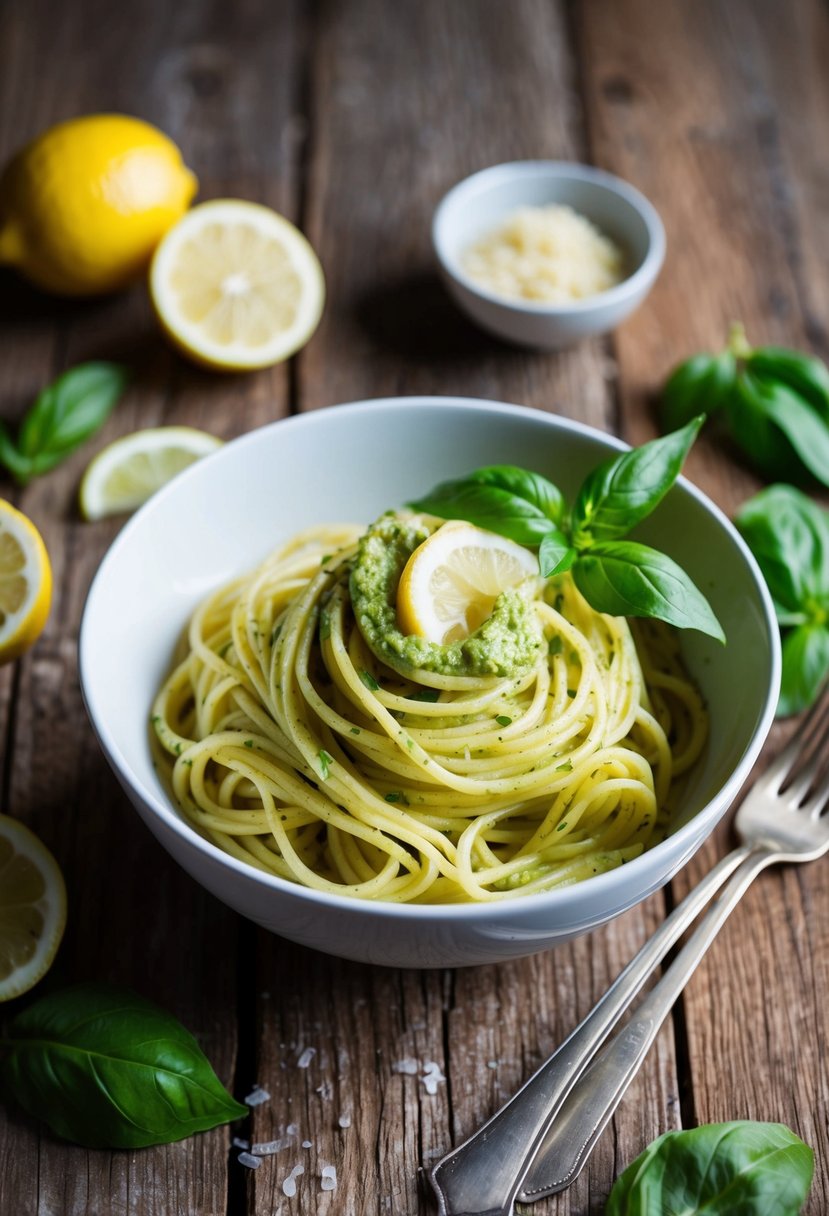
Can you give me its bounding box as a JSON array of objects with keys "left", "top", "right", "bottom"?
[
  {"left": 579, "top": 2, "right": 829, "bottom": 1212},
  {"left": 0, "top": 1, "right": 827, "bottom": 1214}
]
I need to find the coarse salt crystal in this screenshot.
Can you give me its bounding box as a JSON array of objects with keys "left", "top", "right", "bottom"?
[
  {"left": 391, "top": 1057, "right": 419, "bottom": 1075},
  {"left": 232, "top": 1137, "right": 250, "bottom": 1150},
  {"left": 320, "top": 1164, "right": 337, "bottom": 1192},
  {"left": 244, "top": 1085, "right": 271, "bottom": 1106},
  {"left": 487, "top": 1060, "right": 499, "bottom": 1069},
  {"left": 286, "top": 1122, "right": 300, "bottom": 1136},
  {"left": 238, "top": 1152, "right": 262, "bottom": 1170},
  {"left": 421, "top": 1061, "right": 446, "bottom": 1095},
  {"left": 282, "top": 1163, "right": 305, "bottom": 1197},
  {"left": 337, "top": 1113, "right": 352, "bottom": 1129},
  {"left": 251, "top": 1138, "right": 290, "bottom": 1155},
  {"left": 302, "top": 1139, "right": 313, "bottom": 1149},
  {"left": 297, "top": 1046, "right": 317, "bottom": 1068}
]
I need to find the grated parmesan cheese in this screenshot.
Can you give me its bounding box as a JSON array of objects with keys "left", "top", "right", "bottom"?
[{"left": 461, "top": 204, "right": 625, "bottom": 304}]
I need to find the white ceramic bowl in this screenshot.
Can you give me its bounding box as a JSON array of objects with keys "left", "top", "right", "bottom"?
[
  {"left": 432, "top": 161, "right": 666, "bottom": 349},
  {"left": 80, "top": 398, "right": 779, "bottom": 968}
]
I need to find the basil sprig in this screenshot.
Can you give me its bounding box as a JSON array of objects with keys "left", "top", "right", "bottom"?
[
  {"left": 0, "top": 362, "right": 129, "bottom": 484},
  {"left": 0, "top": 982, "right": 246, "bottom": 1148},
  {"left": 736, "top": 484, "right": 829, "bottom": 716},
  {"left": 661, "top": 324, "right": 829, "bottom": 486},
  {"left": 409, "top": 418, "right": 725, "bottom": 642},
  {"left": 606, "top": 1121, "right": 814, "bottom": 1215}
]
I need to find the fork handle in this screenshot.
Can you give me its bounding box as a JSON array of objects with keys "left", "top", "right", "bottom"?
[
  {"left": 428, "top": 844, "right": 755, "bottom": 1216},
  {"left": 518, "top": 846, "right": 776, "bottom": 1203}
]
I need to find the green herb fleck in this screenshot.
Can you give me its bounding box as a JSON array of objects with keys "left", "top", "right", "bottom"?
[
  {"left": 495, "top": 715, "right": 512, "bottom": 727},
  {"left": 244, "top": 739, "right": 254, "bottom": 748},
  {"left": 318, "top": 749, "right": 334, "bottom": 779},
  {"left": 557, "top": 821, "right": 569, "bottom": 831},
  {"left": 410, "top": 688, "right": 440, "bottom": 703},
  {"left": 548, "top": 635, "right": 563, "bottom": 656},
  {"left": 319, "top": 609, "right": 331, "bottom": 641},
  {"left": 350, "top": 727, "right": 361, "bottom": 736},
  {"left": 556, "top": 761, "right": 573, "bottom": 772},
  {"left": 359, "top": 669, "right": 380, "bottom": 691},
  {"left": 384, "top": 791, "right": 410, "bottom": 805}
]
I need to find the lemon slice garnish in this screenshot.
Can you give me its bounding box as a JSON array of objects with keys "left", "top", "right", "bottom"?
[
  {"left": 397, "top": 521, "right": 538, "bottom": 645},
  {"left": 149, "top": 199, "right": 325, "bottom": 370},
  {"left": 0, "top": 814, "right": 67, "bottom": 1001},
  {"left": 0, "top": 500, "right": 52, "bottom": 664},
  {"left": 79, "top": 426, "right": 223, "bottom": 520}
]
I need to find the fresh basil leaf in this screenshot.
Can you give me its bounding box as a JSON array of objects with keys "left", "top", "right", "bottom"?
[
  {"left": 748, "top": 345, "right": 829, "bottom": 425},
  {"left": 538, "top": 529, "right": 576, "bottom": 577},
  {"left": 571, "top": 417, "right": 703, "bottom": 547},
  {"left": 778, "top": 624, "right": 829, "bottom": 717},
  {"left": 408, "top": 477, "right": 558, "bottom": 545},
  {"left": 736, "top": 485, "right": 829, "bottom": 619},
  {"left": 465, "top": 466, "right": 565, "bottom": 526},
  {"left": 0, "top": 420, "right": 29, "bottom": 479},
  {"left": 0, "top": 982, "right": 246, "bottom": 1148},
  {"left": 572, "top": 541, "right": 725, "bottom": 641},
  {"left": 661, "top": 352, "right": 735, "bottom": 432},
  {"left": 606, "top": 1121, "right": 814, "bottom": 1216},
  {"left": 729, "top": 371, "right": 829, "bottom": 487},
  {"left": 13, "top": 362, "right": 129, "bottom": 483}
]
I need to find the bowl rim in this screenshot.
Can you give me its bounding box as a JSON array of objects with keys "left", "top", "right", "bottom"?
[
  {"left": 432, "top": 159, "right": 667, "bottom": 316},
  {"left": 80, "top": 395, "right": 780, "bottom": 922}
]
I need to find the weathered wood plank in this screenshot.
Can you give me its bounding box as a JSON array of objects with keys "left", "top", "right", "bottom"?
[
  {"left": 298, "top": 0, "right": 616, "bottom": 434},
  {"left": 0, "top": 1, "right": 307, "bottom": 1214},
  {"left": 580, "top": 0, "right": 829, "bottom": 1209},
  {"left": 245, "top": 4, "right": 676, "bottom": 1215}
]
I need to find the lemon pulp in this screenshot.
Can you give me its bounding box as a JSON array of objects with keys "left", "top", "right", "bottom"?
[{"left": 0, "top": 814, "right": 67, "bottom": 1001}]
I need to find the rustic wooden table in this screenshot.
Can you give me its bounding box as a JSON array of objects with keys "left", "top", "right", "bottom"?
[{"left": 1, "top": 1, "right": 827, "bottom": 1213}]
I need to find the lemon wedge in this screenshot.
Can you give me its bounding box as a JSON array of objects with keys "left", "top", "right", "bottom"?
[
  {"left": 79, "top": 426, "right": 223, "bottom": 520},
  {"left": 397, "top": 521, "right": 538, "bottom": 645},
  {"left": 0, "top": 814, "right": 67, "bottom": 1001},
  {"left": 0, "top": 501, "right": 52, "bottom": 664},
  {"left": 149, "top": 200, "right": 325, "bottom": 370}
]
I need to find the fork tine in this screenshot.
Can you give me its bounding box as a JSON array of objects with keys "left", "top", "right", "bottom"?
[
  {"left": 777, "top": 683, "right": 829, "bottom": 805},
  {"left": 802, "top": 785, "right": 829, "bottom": 820}
]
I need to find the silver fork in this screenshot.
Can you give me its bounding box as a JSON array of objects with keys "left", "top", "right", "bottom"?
[{"left": 429, "top": 690, "right": 829, "bottom": 1216}]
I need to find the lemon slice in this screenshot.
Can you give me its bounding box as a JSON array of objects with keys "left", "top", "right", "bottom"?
[
  {"left": 0, "top": 501, "right": 52, "bottom": 664},
  {"left": 79, "top": 426, "right": 223, "bottom": 520},
  {"left": 0, "top": 814, "right": 67, "bottom": 1001},
  {"left": 397, "top": 521, "right": 538, "bottom": 644},
  {"left": 149, "top": 199, "right": 325, "bottom": 370}
]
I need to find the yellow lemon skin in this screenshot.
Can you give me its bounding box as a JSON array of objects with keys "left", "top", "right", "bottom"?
[
  {"left": 0, "top": 500, "right": 52, "bottom": 664},
  {"left": 0, "top": 114, "right": 197, "bottom": 296}
]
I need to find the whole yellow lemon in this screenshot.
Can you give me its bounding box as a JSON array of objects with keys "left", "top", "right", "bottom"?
[{"left": 0, "top": 114, "right": 197, "bottom": 296}]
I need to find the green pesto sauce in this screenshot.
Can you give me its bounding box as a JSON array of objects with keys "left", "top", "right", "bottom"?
[{"left": 349, "top": 513, "right": 542, "bottom": 679}]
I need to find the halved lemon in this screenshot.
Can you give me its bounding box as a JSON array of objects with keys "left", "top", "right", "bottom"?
[
  {"left": 0, "top": 814, "right": 67, "bottom": 1001},
  {"left": 79, "top": 426, "right": 223, "bottom": 520},
  {"left": 0, "top": 500, "right": 52, "bottom": 664},
  {"left": 149, "top": 199, "right": 325, "bottom": 370},
  {"left": 397, "top": 521, "right": 538, "bottom": 645}
]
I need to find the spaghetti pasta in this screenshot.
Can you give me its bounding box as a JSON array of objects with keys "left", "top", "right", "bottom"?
[{"left": 151, "top": 518, "right": 707, "bottom": 903}]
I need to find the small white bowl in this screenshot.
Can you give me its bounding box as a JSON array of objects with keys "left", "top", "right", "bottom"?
[
  {"left": 432, "top": 161, "right": 666, "bottom": 349},
  {"left": 80, "top": 399, "right": 778, "bottom": 969}
]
